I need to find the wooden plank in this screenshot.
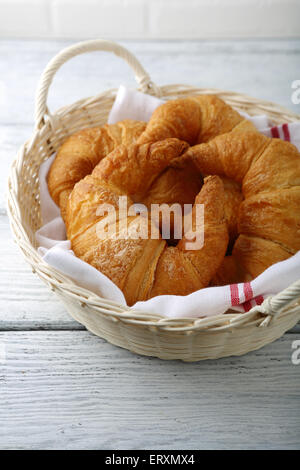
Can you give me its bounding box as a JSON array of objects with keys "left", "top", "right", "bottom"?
[
  {"left": 0, "top": 331, "right": 299, "bottom": 450},
  {"left": 0, "top": 39, "right": 299, "bottom": 127}
]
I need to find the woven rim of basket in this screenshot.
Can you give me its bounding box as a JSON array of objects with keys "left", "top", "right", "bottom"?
[{"left": 7, "top": 84, "right": 300, "bottom": 331}]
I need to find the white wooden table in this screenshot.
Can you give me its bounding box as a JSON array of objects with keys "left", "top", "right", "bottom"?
[{"left": 0, "top": 39, "right": 299, "bottom": 450}]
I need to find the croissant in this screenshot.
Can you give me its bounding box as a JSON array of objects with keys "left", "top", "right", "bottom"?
[
  {"left": 66, "top": 139, "right": 228, "bottom": 305},
  {"left": 187, "top": 129, "right": 300, "bottom": 282},
  {"left": 48, "top": 120, "right": 146, "bottom": 219},
  {"left": 137, "top": 95, "right": 254, "bottom": 145}
]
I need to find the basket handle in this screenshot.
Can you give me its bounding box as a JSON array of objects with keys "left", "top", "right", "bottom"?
[
  {"left": 250, "top": 278, "right": 300, "bottom": 326},
  {"left": 34, "top": 39, "right": 159, "bottom": 130}
]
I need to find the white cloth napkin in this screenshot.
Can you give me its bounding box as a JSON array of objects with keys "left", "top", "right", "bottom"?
[{"left": 36, "top": 86, "right": 300, "bottom": 318}]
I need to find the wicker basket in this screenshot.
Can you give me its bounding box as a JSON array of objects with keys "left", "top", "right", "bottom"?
[{"left": 7, "top": 39, "right": 300, "bottom": 361}]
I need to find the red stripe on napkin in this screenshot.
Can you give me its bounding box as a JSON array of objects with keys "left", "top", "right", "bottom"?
[
  {"left": 243, "top": 301, "right": 252, "bottom": 312},
  {"left": 242, "top": 282, "right": 254, "bottom": 312},
  {"left": 243, "top": 295, "right": 264, "bottom": 312},
  {"left": 282, "top": 123, "right": 291, "bottom": 141},
  {"left": 271, "top": 126, "right": 280, "bottom": 138},
  {"left": 230, "top": 284, "right": 240, "bottom": 306},
  {"left": 243, "top": 282, "right": 253, "bottom": 301},
  {"left": 255, "top": 295, "right": 264, "bottom": 305}
]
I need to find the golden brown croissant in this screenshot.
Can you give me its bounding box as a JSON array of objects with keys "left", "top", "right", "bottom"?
[
  {"left": 137, "top": 95, "right": 249, "bottom": 145},
  {"left": 48, "top": 120, "right": 146, "bottom": 219},
  {"left": 66, "top": 139, "right": 228, "bottom": 305},
  {"left": 187, "top": 130, "right": 300, "bottom": 282}
]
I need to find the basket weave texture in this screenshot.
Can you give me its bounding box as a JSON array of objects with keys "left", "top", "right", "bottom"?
[{"left": 7, "top": 40, "right": 300, "bottom": 361}]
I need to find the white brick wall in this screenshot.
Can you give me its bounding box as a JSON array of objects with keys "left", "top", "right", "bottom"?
[{"left": 0, "top": 0, "right": 299, "bottom": 39}]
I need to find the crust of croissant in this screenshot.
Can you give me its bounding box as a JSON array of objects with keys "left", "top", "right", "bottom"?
[
  {"left": 188, "top": 130, "right": 270, "bottom": 183},
  {"left": 91, "top": 139, "right": 189, "bottom": 200},
  {"left": 190, "top": 95, "right": 244, "bottom": 143},
  {"left": 238, "top": 186, "right": 300, "bottom": 253},
  {"left": 178, "top": 176, "right": 229, "bottom": 282},
  {"left": 211, "top": 256, "right": 249, "bottom": 286},
  {"left": 137, "top": 95, "right": 244, "bottom": 146},
  {"left": 66, "top": 177, "right": 127, "bottom": 241},
  {"left": 189, "top": 129, "right": 300, "bottom": 193},
  {"left": 48, "top": 120, "right": 146, "bottom": 219},
  {"left": 75, "top": 217, "right": 167, "bottom": 305},
  {"left": 213, "top": 232, "right": 293, "bottom": 286},
  {"left": 149, "top": 176, "right": 229, "bottom": 297},
  {"left": 242, "top": 138, "right": 300, "bottom": 197},
  {"left": 148, "top": 247, "right": 206, "bottom": 297},
  {"left": 233, "top": 234, "right": 292, "bottom": 279},
  {"left": 140, "top": 159, "right": 202, "bottom": 208}
]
